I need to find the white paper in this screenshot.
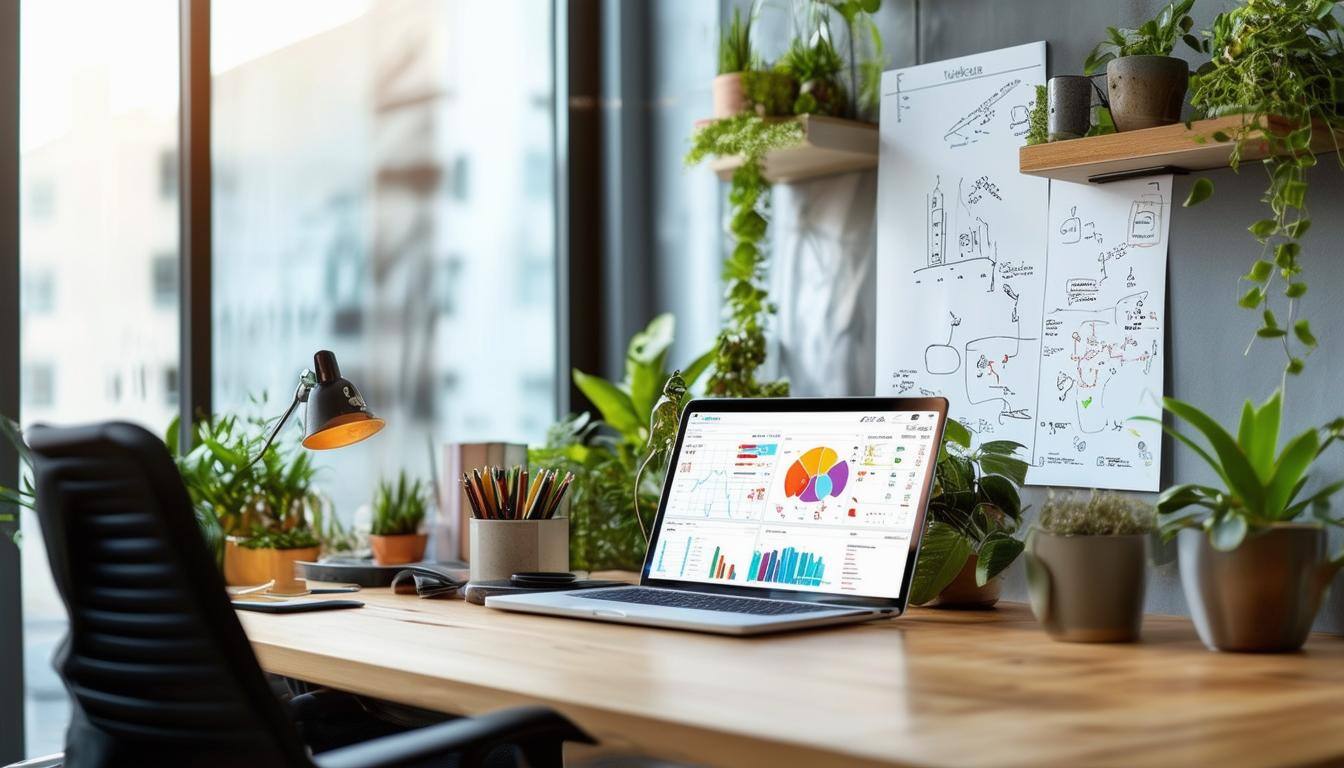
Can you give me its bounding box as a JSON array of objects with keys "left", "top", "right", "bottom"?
[
  {"left": 875, "top": 43, "right": 1169, "bottom": 491},
  {"left": 1032, "top": 176, "right": 1170, "bottom": 491},
  {"left": 875, "top": 43, "right": 1049, "bottom": 450}
]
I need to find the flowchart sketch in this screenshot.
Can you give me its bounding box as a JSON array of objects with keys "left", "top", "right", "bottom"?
[
  {"left": 876, "top": 43, "right": 1049, "bottom": 451},
  {"left": 1033, "top": 176, "right": 1171, "bottom": 491}
]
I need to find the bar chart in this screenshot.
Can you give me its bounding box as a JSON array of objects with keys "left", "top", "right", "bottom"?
[
  {"left": 748, "top": 546, "right": 826, "bottom": 587},
  {"left": 707, "top": 546, "right": 738, "bottom": 580}
]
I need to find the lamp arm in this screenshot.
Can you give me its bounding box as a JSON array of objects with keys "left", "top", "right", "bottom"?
[{"left": 242, "top": 371, "right": 316, "bottom": 470}]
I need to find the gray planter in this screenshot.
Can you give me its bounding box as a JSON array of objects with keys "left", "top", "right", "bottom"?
[
  {"left": 1105, "top": 55, "right": 1188, "bottom": 131},
  {"left": 1047, "top": 76, "right": 1093, "bottom": 141},
  {"left": 1025, "top": 531, "right": 1147, "bottom": 642},
  {"left": 1178, "top": 525, "right": 1339, "bottom": 652}
]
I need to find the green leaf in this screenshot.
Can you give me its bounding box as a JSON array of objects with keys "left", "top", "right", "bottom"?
[
  {"left": 1184, "top": 177, "right": 1214, "bottom": 206},
  {"left": 976, "top": 533, "right": 1025, "bottom": 585},
  {"left": 1285, "top": 282, "right": 1308, "bottom": 298},
  {"left": 1238, "top": 286, "right": 1264, "bottom": 309},
  {"left": 627, "top": 313, "right": 675, "bottom": 365},
  {"left": 1274, "top": 242, "right": 1301, "bottom": 268},
  {"left": 978, "top": 454, "right": 1029, "bottom": 487},
  {"left": 1257, "top": 327, "right": 1287, "bottom": 339},
  {"left": 1286, "top": 479, "right": 1344, "bottom": 520},
  {"left": 681, "top": 349, "right": 715, "bottom": 390},
  {"left": 572, "top": 369, "right": 641, "bottom": 441},
  {"left": 1262, "top": 309, "right": 1279, "bottom": 329},
  {"left": 978, "top": 440, "right": 1026, "bottom": 456},
  {"left": 1161, "top": 397, "right": 1265, "bottom": 516},
  {"left": 1245, "top": 391, "right": 1282, "bottom": 482},
  {"left": 977, "top": 473, "right": 1021, "bottom": 519},
  {"left": 1282, "top": 180, "right": 1307, "bottom": 209},
  {"left": 943, "top": 419, "right": 972, "bottom": 449},
  {"left": 1285, "top": 219, "right": 1311, "bottom": 239},
  {"left": 1248, "top": 220, "right": 1277, "bottom": 240},
  {"left": 1294, "top": 320, "right": 1318, "bottom": 348},
  {"left": 1265, "top": 428, "right": 1320, "bottom": 519},
  {"left": 1209, "top": 513, "right": 1249, "bottom": 551},
  {"left": 908, "top": 521, "right": 973, "bottom": 605},
  {"left": 1287, "top": 357, "right": 1305, "bottom": 376}
]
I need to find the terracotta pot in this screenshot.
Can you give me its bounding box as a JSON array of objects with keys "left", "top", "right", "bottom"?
[
  {"left": 370, "top": 533, "right": 428, "bottom": 566},
  {"left": 1026, "top": 532, "right": 1147, "bottom": 642},
  {"left": 1105, "top": 55, "right": 1188, "bottom": 131},
  {"left": 712, "top": 72, "right": 747, "bottom": 119},
  {"left": 223, "top": 537, "right": 320, "bottom": 588},
  {"left": 1179, "top": 525, "right": 1339, "bottom": 652},
  {"left": 926, "top": 556, "right": 1002, "bottom": 609}
]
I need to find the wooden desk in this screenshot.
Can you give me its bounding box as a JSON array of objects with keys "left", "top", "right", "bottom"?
[{"left": 240, "top": 584, "right": 1344, "bottom": 768}]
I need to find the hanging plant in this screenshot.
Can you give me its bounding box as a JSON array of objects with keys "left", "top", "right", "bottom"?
[
  {"left": 1183, "top": 0, "right": 1344, "bottom": 377},
  {"left": 686, "top": 114, "right": 804, "bottom": 397}
]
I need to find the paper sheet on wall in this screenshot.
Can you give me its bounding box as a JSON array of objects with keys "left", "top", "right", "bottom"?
[
  {"left": 1033, "top": 176, "right": 1170, "bottom": 491},
  {"left": 875, "top": 42, "right": 1170, "bottom": 491}
]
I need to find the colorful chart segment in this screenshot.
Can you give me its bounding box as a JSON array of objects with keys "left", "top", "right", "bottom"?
[
  {"left": 749, "top": 546, "right": 825, "bottom": 587},
  {"left": 784, "top": 446, "right": 850, "bottom": 503},
  {"left": 707, "top": 546, "right": 737, "bottom": 580}
]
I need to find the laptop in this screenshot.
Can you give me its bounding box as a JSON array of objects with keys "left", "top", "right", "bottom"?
[{"left": 486, "top": 396, "right": 949, "bottom": 635}]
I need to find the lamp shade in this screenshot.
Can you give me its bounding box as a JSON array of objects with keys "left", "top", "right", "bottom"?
[{"left": 302, "top": 350, "right": 385, "bottom": 450}]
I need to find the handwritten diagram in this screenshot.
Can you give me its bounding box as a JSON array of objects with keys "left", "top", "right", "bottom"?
[
  {"left": 878, "top": 43, "right": 1167, "bottom": 490},
  {"left": 877, "top": 43, "right": 1049, "bottom": 450},
  {"left": 1034, "top": 176, "right": 1170, "bottom": 491}
]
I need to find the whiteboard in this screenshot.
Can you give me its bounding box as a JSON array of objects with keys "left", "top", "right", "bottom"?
[{"left": 874, "top": 43, "right": 1168, "bottom": 491}]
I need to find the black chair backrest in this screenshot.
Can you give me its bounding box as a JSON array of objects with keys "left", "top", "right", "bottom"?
[{"left": 27, "top": 422, "right": 312, "bottom": 768}]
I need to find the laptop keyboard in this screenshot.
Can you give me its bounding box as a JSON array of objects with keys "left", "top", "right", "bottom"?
[{"left": 579, "top": 587, "right": 841, "bottom": 615}]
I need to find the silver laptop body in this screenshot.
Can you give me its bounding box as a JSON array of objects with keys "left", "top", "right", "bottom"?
[{"left": 487, "top": 396, "right": 949, "bottom": 635}]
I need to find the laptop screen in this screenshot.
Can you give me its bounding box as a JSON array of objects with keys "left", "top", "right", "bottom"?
[{"left": 646, "top": 408, "right": 942, "bottom": 600}]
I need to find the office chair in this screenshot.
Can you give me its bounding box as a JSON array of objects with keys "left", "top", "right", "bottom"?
[{"left": 24, "top": 422, "right": 592, "bottom": 768}]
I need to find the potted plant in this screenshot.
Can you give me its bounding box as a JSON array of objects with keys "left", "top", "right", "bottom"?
[
  {"left": 775, "top": 23, "right": 847, "bottom": 117},
  {"left": 1084, "top": 0, "right": 1195, "bottom": 131},
  {"left": 1182, "top": 0, "right": 1344, "bottom": 377},
  {"left": 1144, "top": 390, "right": 1344, "bottom": 652},
  {"left": 908, "top": 421, "right": 1029, "bottom": 608},
  {"left": 714, "top": 7, "right": 758, "bottom": 118},
  {"left": 1025, "top": 490, "right": 1154, "bottom": 642},
  {"left": 369, "top": 471, "right": 429, "bottom": 565},
  {"left": 170, "top": 412, "right": 325, "bottom": 586}
]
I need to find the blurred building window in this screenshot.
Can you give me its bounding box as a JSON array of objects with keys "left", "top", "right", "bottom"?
[
  {"left": 18, "top": 0, "right": 181, "bottom": 756},
  {"left": 158, "top": 148, "right": 177, "bottom": 199},
  {"left": 152, "top": 252, "right": 177, "bottom": 308}
]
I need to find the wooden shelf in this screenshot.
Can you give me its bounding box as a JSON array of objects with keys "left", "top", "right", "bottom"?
[
  {"left": 1019, "top": 115, "right": 1343, "bottom": 184},
  {"left": 703, "top": 114, "right": 878, "bottom": 184}
]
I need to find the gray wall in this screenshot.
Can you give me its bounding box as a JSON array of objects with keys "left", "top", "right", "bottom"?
[{"left": 643, "top": 0, "right": 1344, "bottom": 632}]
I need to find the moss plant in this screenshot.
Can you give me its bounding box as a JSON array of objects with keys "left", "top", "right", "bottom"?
[
  {"left": 1038, "top": 489, "right": 1155, "bottom": 536},
  {"left": 1026, "top": 84, "right": 1048, "bottom": 146}
]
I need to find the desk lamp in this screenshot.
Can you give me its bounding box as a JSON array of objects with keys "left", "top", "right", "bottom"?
[{"left": 244, "top": 349, "right": 385, "bottom": 468}]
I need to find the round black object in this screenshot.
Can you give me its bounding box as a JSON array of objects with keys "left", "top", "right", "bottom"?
[{"left": 510, "top": 572, "right": 578, "bottom": 586}]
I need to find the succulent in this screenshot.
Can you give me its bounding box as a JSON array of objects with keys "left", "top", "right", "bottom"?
[{"left": 1038, "top": 489, "right": 1155, "bottom": 536}]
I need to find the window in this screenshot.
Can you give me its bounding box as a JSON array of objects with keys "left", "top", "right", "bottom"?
[
  {"left": 18, "top": 0, "right": 180, "bottom": 756},
  {"left": 211, "top": 1, "right": 558, "bottom": 527},
  {"left": 164, "top": 365, "right": 179, "bottom": 407},
  {"left": 158, "top": 148, "right": 177, "bottom": 200},
  {"left": 152, "top": 252, "right": 177, "bottom": 308}
]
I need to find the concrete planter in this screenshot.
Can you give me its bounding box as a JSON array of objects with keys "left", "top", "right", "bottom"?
[
  {"left": 1047, "top": 75, "right": 1094, "bottom": 141},
  {"left": 1026, "top": 532, "right": 1147, "bottom": 642},
  {"left": 1105, "top": 55, "right": 1188, "bottom": 131},
  {"left": 1178, "top": 525, "right": 1339, "bottom": 652}
]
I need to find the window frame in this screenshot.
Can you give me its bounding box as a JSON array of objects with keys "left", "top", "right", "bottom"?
[{"left": 2, "top": 0, "right": 579, "bottom": 756}]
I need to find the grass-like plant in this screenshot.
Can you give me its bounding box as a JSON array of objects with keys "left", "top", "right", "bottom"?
[
  {"left": 1084, "top": 0, "right": 1197, "bottom": 74},
  {"left": 371, "top": 471, "right": 429, "bottom": 537},
  {"left": 909, "top": 420, "right": 1030, "bottom": 604},
  {"left": 1139, "top": 389, "right": 1344, "bottom": 554},
  {"left": 1038, "top": 489, "right": 1154, "bottom": 536},
  {"left": 1183, "top": 0, "right": 1344, "bottom": 377},
  {"left": 776, "top": 28, "right": 847, "bottom": 116},
  {"left": 719, "top": 6, "right": 758, "bottom": 75}
]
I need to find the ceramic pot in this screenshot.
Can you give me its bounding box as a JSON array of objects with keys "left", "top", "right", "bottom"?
[
  {"left": 712, "top": 72, "right": 747, "bottom": 119},
  {"left": 1026, "top": 532, "right": 1147, "bottom": 642},
  {"left": 370, "top": 533, "right": 428, "bottom": 566},
  {"left": 469, "top": 517, "right": 570, "bottom": 582},
  {"left": 222, "top": 537, "right": 320, "bottom": 588},
  {"left": 1179, "top": 525, "right": 1339, "bottom": 652},
  {"left": 1047, "top": 75, "right": 1094, "bottom": 141},
  {"left": 1105, "top": 55, "right": 1188, "bottom": 131},
  {"left": 926, "top": 556, "right": 1002, "bottom": 609}
]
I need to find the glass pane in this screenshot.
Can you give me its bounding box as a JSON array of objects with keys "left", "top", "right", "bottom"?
[
  {"left": 18, "top": 0, "right": 180, "bottom": 756},
  {"left": 211, "top": 1, "right": 557, "bottom": 544}
]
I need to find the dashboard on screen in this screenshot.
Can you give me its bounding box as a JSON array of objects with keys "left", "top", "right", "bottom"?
[{"left": 646, "top": 409, "right": 942, "bottom": 599}]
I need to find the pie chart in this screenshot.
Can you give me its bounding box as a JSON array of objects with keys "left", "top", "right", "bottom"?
[{"left": 783, "top": 446, "right": 849, "bottom": 503}]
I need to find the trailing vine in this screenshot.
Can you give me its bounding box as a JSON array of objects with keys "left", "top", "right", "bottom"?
[
  {"left": 685, "top": 114, "right": 804, "bottom": 397},
  {"left": 1184, "top": 0, "right": 1344, "bottom": 377}
]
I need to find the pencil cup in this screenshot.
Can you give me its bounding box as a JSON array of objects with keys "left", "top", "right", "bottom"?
[{"left": 469, "top": 517, "right": 570, "bottom": 582}]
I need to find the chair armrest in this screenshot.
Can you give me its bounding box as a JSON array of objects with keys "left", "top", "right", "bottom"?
[{"left": 313, "top": 705, "right": 592, "bottom": 768}]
